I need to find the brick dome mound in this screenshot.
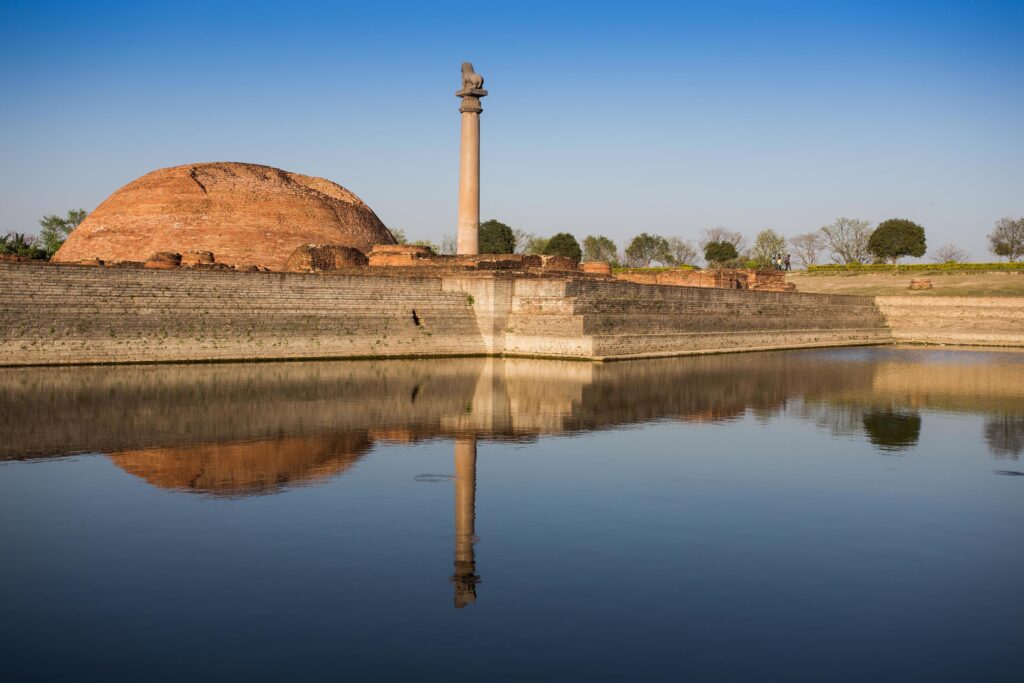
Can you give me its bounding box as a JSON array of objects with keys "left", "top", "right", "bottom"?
[{"left": 52, "top": 162, "right": 396, "bottom": 270}]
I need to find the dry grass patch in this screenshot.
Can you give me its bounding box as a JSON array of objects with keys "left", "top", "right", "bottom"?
[{"left": 787, "top": 271, "right": 1024, "bottom": 297}]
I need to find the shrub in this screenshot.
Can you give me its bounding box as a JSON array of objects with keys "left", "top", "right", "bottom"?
[{"left": 543, "top": 232, "right": 582, "bottom": 261}]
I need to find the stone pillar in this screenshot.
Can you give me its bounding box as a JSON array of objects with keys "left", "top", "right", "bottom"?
[
  {"left": 451, "top": 436, "right": 480, "bottom": 608},
  {"left": 456, "top": 63, "right": 487, "bottom": 255}
]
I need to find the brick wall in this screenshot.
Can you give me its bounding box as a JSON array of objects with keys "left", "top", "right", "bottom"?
[
  {"left": 876, "top": 296, "right": 1024, "bottom": 347},
  {"left": 505, "top": 279, "right": 891, "bottom": 360},
  {"left": 1, "top": 262, "right": 485, "bottom": 365},
  {"left": 0, "top": 262, "right": 893, "bottom": 366}
]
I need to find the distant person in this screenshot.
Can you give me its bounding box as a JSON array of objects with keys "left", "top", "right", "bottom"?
[{"left": 784, "top": 254, "right": 791, "bottom": 271}]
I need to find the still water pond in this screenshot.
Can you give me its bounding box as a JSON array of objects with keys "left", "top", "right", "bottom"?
[{"left": 1, "top": 347, "right": 1023, "bottom": 682}]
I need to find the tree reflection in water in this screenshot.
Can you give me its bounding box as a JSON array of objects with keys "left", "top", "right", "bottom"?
[
  {"left": 862, "top": 410, "right": 923, "bottom": 453},
  {"left": 985, "top": 415, "right": 1024, "bottom": 459}
]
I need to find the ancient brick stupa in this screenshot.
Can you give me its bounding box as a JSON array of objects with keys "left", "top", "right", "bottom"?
[{"left": 52, "top": 162, "right": 396, "bottom": 270}]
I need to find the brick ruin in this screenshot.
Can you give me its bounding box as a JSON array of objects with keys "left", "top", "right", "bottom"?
[
  {"left": 0, "top": 259, "right": 890, "bottom": 367},
  {"left": 54, "top": 241, "right": 795, "bottom": 293}
]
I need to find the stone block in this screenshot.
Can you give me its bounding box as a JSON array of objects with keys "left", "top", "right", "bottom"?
[
  {"left": 537, "top": 255, "right": 580, "bottom": 271},
  {"left": 144, "top": 252, "right": 181, "bottom": 270},
  {"left": 581, "top": 261, "right": 612, "bottom": 275},
  {"left": 181, "top": 251, "right": 215, "bottom": 266},
  {"left": 371, "top": 244, "right": 433, "bottom": 255}
]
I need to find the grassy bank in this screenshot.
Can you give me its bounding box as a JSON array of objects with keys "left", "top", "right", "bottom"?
[{"left": 788, "top": 271, "right": 1024, "bottom": 297}]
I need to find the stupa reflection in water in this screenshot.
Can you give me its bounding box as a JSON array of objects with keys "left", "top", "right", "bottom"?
[{"left": 4, "top": 349, "right": 1024, "bottom": 607}]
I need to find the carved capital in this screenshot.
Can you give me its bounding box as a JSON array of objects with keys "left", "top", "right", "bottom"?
[{"left": 456, "top": 88, "right": 487, "bottom": 114}]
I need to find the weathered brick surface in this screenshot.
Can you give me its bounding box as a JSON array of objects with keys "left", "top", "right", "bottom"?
[
  {"left": 876, "top": 296, "right": 1024, "bottom": 346},
  {"left": 615, "top": 268, "right": 794, "bottom": 292},
  {"left": 0, "top": 262, "right": 893, "bottom": 365},
  {"left": 51, "top": 162, "right": 396, "bottom": 270},
  {"left": 1, "top": 262, "right": 485, "bottom": 365},
  {"left": 505, "top": 279, "right": 890, "bottom": 359}
]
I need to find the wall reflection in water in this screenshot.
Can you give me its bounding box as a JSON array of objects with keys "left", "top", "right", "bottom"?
[
  {"left": 3, "top": 349, "right": 1024, "bottom": 606},
  {"left": 4, "top": 349, "right": 1024, "bottom": 474}
]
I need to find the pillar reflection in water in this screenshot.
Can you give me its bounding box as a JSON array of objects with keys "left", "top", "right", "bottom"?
[{"left": 451, "top": 436, "right": 480, "bottom": 608}]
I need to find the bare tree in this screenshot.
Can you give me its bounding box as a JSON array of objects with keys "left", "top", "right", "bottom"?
[
  {"left": 988, "top": 217, "right": 1024, "bottom": 262},
  {"left": 820, "top": 217, "right": 873, "bottom": 264},
  {"left": 789, "top": 231, "right": 825, "bottom": 268},
  {"left": 513, "top": 228, "right": 536, "bottom": 254},
  {"left": 930, "top": 244, "right": 970, "bottom": 264},
  {"left": 666, "top": 236, "right": 699, "bottom": 266},
  {"left": 699, "top": 226, "right": 747, "bottom": 256},
  {"left": 750, "top": 229, "right": 786, "bottom": 268},
  {"left": 440, "top": 234, "right": 457, "bottom": 255}
]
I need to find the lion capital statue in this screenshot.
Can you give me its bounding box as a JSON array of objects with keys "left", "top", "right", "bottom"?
[{"left": 461, "top": 62, "right": 484, "bottom": 91}]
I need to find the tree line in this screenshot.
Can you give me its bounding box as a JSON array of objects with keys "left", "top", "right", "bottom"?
[
  {"left": 8, "top": 211, "right": 1024, "bottom": 267},
  {"left": 390, "top": 216, "right": 1024, "bottom": 268}
]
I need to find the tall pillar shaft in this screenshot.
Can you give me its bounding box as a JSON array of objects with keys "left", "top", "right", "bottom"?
[
  {"left": 457, "top": 112, "right": 481, "bottom": 255},
  {"left": 455, "top": 63, "right": 487, "bottom": 256}
]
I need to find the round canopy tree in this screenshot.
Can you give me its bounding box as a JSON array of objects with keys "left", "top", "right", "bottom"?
[
  {"left": 703, "top": 240, "right": 738, "bottom": 265},
  {"left": 543, "top": 232, "right": 582, "bottom": 261},
  {"left": 478, "top": 219, "right": 516, "bottom": 254},
  {"left": 868, "top": 219, "right": 926, "bottom": 266},
  {"left": 624, "top": 232, "right": 672, "bottom": 267}
]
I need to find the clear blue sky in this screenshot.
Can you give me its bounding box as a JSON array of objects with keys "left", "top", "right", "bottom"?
[{"left": 1, "top": 0, "right": 1021, "bottom": 259}]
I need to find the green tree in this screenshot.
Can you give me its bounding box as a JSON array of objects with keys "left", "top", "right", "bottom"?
[
  {"left": 868, "top": 218, "right": 926, "bottom": 266},
  {"left": 388, "top": 227, "right": 407, "bottom": 244},
  {"left": 581, "top": 235, "right": 619, "bottom": 264},
  {"left": 39, "top": 209, "right": 87, "bottom": 255},
  {"left": 478, "top": 219, "right": 516, "bottom": 254},
  {"left": 543, "top": 232, "right": 582, "bottom": 261},
  {"left": 988, "top": 217, "right": 1024, "bottom": 262},
  {"left": 750, "top": 229, "right": 787, "bottom": 268},
  {"left": 624, "top": 232, "right": 672, "bottom": 267},
  {"left": 703, "top": 240, "right": 738, "bottom": 265}
]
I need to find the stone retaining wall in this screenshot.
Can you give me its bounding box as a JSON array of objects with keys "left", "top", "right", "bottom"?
[
  {"left": 0, "top": 261, "right": 892, "bottom": 366},
  {"left": 875, "top": 296, "right": 1024, "bottom": 347}
]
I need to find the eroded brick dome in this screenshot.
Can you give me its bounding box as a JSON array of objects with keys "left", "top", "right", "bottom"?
[{"left": 53, "top": 162, "right": 396, "bottom": 270}]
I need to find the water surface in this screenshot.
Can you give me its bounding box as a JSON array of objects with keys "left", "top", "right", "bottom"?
[{"left": 1, "top": 348, "right": 1022, "bottom": 681}]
